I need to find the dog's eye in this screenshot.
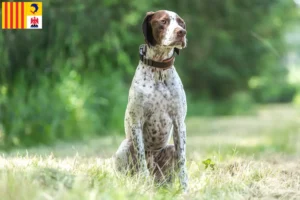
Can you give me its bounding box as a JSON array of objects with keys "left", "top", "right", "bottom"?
[
  {"left": 179, "top": 22, "right": 185, "bottom": 28},
  {"left": 161, "top": 20, "right": 167, "bottom": 24}
]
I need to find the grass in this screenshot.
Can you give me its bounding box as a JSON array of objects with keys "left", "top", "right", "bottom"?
[{"left": 0, "top": 104, "right": 300, "bottom": 200}]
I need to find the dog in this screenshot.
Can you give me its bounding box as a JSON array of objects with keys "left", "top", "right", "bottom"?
[{"left": 114, "top": 10, "right": 188, "bottom": 191}]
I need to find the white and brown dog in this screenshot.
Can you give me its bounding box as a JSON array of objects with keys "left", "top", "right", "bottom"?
[{"left": 114, "top": 10, "right": 188, "bottom": 191}]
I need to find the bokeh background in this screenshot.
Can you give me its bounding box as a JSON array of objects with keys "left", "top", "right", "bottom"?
[{"left": 0, "top": 0, "right": 299, "bottom": 149}]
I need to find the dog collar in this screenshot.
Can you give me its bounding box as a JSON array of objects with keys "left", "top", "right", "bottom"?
[{"left": 139, "top": 44, "right": 177, "bottom": 69}]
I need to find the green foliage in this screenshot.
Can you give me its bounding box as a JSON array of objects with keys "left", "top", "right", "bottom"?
[
  {"left": 202, "top": 158, "right": 215, "bottom": 170},
  {"left": 0, "top": 69, "right": 128, "bottom": 148},
  {"left": 0, "top": 0, "right": 298, "bottom": 148},
  {"left": 251, "top": 80, "right": 297, "bottom": 103},
  {"left": 187, "top": 91, "right": 255, "bottom": 116},
  {"left": 0, "top": 0, "right": 149, "bottom": 148}
]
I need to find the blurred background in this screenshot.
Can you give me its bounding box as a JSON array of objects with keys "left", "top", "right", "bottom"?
[{"left": 0, "top": 0, "right": 299, "bottom": 149}]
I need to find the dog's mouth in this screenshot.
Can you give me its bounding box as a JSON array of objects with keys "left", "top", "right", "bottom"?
[
  {"left": 168, "top": 39, "right": 186, "bottom": 48},
  {"left": 161, "top": 36, "right": 187, "bottom": 49}
]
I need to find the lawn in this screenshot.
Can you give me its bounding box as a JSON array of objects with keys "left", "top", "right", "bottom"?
[{"left": 0, "top": 104, "right": 299, "bottom": 200}]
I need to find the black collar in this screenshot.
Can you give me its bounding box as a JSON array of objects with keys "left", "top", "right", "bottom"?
[{"left": 139, "top": 44, "right": 177, "bottom": 69}]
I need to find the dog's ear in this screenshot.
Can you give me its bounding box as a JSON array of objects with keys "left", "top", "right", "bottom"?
[
  {"left": 174, "top": 48, "right": 180, "bottom": 55},
  {"left": 142, "top": 11, "right": 156, "bottom": 46}
]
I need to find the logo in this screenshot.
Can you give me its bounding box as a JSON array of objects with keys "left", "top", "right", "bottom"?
[
  {"left": 30, "top": 3, "right": 39, "bottom": 14},
  {"left": 1, "top": 2, "right": 43, "bottom": 29}
]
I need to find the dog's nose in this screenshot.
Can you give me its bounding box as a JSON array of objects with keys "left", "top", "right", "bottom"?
[{"left": 177, "top": 29, "right": 186, "bottom": 37}]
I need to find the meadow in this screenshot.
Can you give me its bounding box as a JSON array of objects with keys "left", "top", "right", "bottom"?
[{"left": 0, "top": 104, "right": 299, "bottom": 200}]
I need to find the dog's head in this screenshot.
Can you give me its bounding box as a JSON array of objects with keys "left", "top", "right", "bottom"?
[{"left": 142, "top": 10, "right": 187, "bottom": 53}]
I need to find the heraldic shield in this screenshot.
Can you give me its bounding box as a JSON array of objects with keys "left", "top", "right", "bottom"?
[{"left": 27, "top": 16, "right": 42, "bottom": 29}]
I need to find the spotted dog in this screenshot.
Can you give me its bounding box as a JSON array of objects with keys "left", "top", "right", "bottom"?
[{"left": 114, "top": 10, "right": 188, "bottom": 191}]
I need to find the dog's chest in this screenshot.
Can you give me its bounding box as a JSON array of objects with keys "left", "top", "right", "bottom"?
[
  {"left": 132, "top": 63, "right": 182, "bottom": 113},
  {"left": 129, "top": 63, "right": 185, "bottom": 150}
]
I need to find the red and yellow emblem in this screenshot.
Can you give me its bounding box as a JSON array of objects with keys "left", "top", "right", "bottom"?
[{"left": 2, "top": 2, "right": 43, "bottom": 29}]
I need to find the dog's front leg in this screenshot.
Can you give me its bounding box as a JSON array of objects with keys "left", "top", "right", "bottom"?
[
  {"left": 125, "top": 88, "right": 150, "bottom": 176},
  {"left": 173, "top": 119, "right": 188, "bottom": 192},
  {"left": 130, "top": 123, "right": 149, "bottom": 176}
]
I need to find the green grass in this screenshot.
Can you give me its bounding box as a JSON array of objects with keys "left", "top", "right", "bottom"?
[{"left": 1, "top": 104, "right": 300, "bottom": 200}]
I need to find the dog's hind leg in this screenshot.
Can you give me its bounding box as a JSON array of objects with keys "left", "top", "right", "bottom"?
[
  {"left": 114, "top": 139, "right": 141, "bottom": 175},
  {"left": 113, "top": 139, "right": 132, "bottom": 173}
]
